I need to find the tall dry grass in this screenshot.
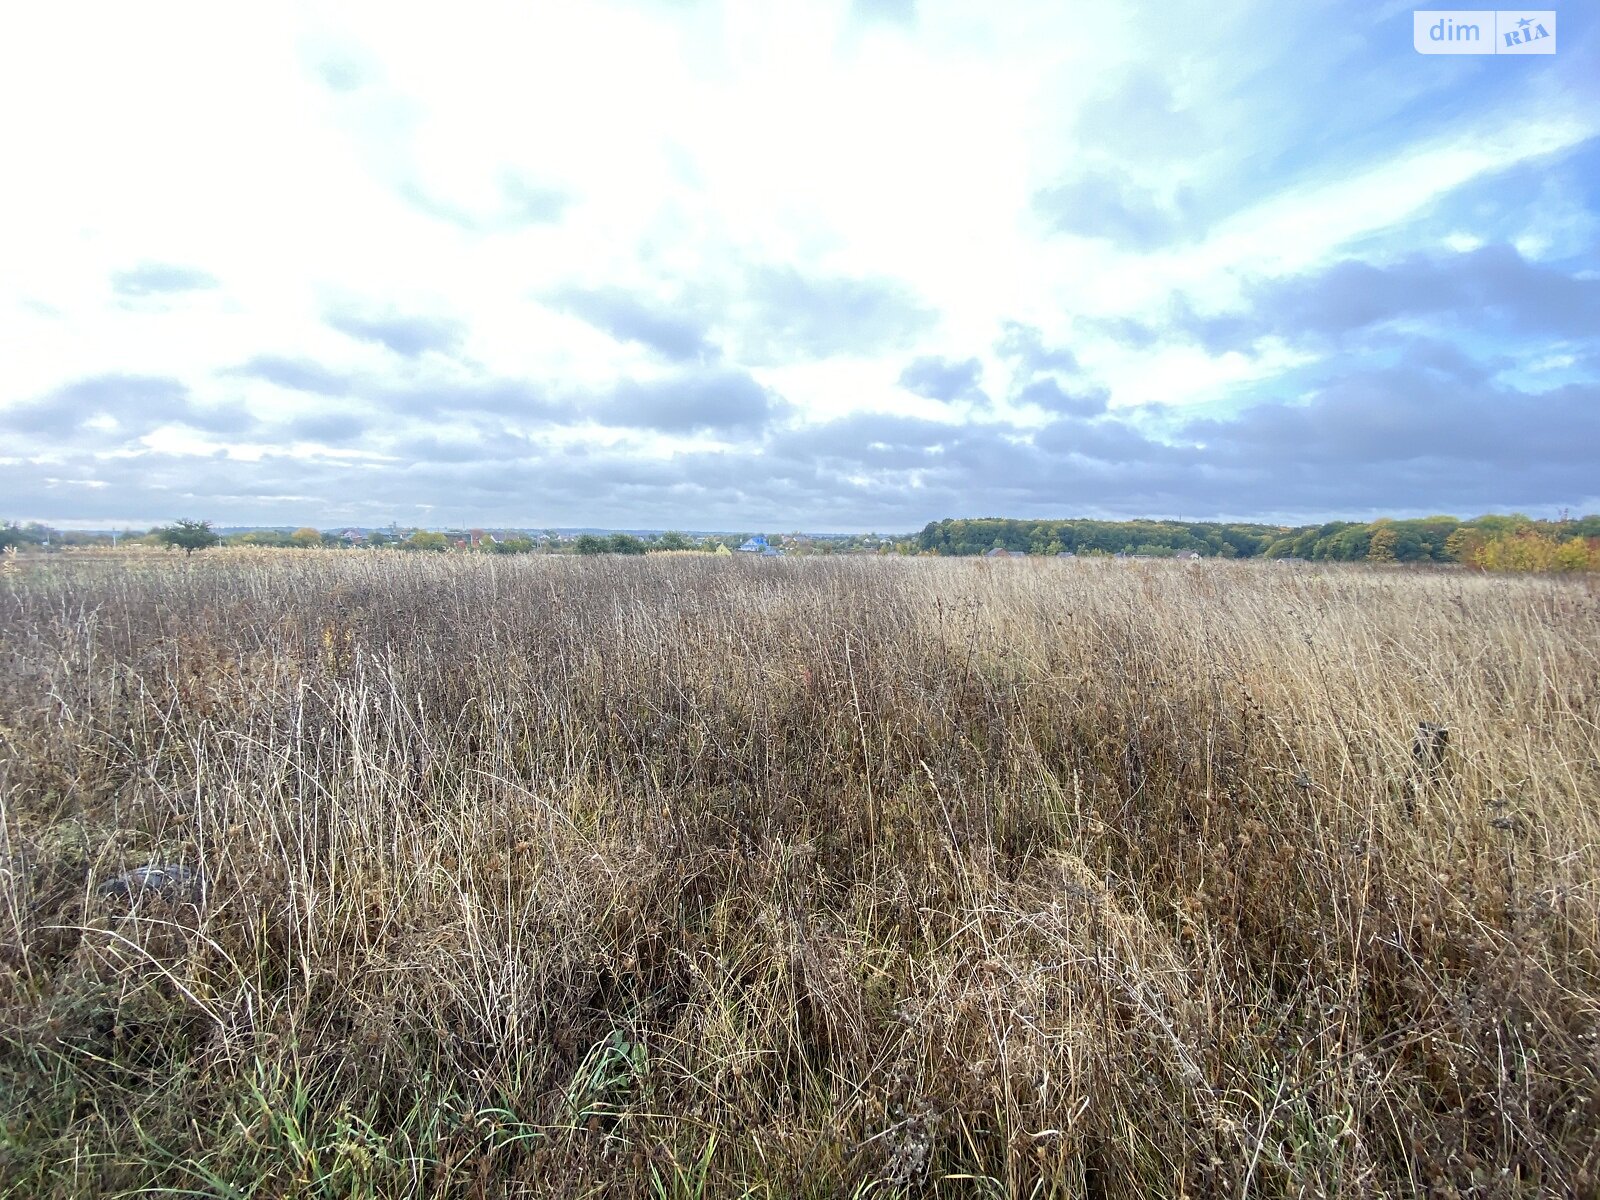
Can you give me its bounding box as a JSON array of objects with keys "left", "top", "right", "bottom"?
[{"left": 1, "top": 551, "right": 1597, "bottom": 1197}]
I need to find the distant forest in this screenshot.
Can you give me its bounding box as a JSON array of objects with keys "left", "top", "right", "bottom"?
[{"left": 916, "top": 514, "right": 1600, "bottom": 562}]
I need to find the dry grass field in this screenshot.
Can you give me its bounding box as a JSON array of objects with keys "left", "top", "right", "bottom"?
[{"left": 2, "top": 551, "right": 1598, "bottom": 1198}]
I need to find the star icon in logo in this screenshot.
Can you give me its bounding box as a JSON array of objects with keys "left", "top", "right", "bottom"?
[{"left": 1517, "top": 16, "right": 1533, "bottom": 29}]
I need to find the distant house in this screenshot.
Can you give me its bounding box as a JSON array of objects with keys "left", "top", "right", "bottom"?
[
  {"left": 339, "top": 528, "right": 366, "bottom": 544},
  {"left": 1056, "top": 551, "right": 1077, "bottom": 559},
  {"left": 1175, "top": 551, "right": 1199, "bottom": 560},
  {"left": 984, "top": 548, "right": 1026, "bottom": 559},
  {"left": 737, "top": 535, "right": 769, "bottom": 554}
]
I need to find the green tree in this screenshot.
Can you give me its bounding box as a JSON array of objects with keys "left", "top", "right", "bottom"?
[
  {"left": 404, "top": 530, "right": 448, "bottom": 552},
  {"left": 573, "top": 534, "right": 608, "bottom": 555},
  {"left": 153, "top": 518, "right": 221, "bottom": 556},
  {"left": 488, "top": 536, "right": 535, "bottom": 554},
  {"left": 607, "top": 533, "right": 647, "bottom": 555},
  {"left": 0, "top": 521, "right": 43, "bottom": 550},
  {"left": 1444, "top": 527, "right": 1479, "bottom": 564},
  {"left": 1473, "top": 513, "right": 1531, "bottom": 536},
  {"left": 655, "top": 530, "right": 693, "bottom": 551}
]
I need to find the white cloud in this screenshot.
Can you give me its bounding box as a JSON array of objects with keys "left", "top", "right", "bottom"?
[{"left": 0, "top": 0, "right": 1595, "bottom": 527}]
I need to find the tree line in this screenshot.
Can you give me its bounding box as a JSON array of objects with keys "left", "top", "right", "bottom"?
[
  {"left": 916, "top": 514, "right": 1600, "bottom": 569},
  {"left": 10, "top": 514, "right": 1598, "bottom": 572},
  {"left": 2, "top": 521, "right": 897, "bottom": 557}
]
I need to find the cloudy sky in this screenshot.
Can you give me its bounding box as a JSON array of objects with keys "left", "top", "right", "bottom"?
[{"left": 3, "top": 1, "right": 1597, "bottom": 531}]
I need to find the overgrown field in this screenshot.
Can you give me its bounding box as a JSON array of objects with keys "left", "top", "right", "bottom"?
[{"left": 2, "top": 552, "right": 1598, "bottom": 1198}]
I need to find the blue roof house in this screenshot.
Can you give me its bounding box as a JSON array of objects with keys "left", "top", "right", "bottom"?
[{"left": 737, "top": 535, "right": 768, "bottom": 553}]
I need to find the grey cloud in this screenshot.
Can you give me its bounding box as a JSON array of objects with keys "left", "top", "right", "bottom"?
[
  {"left": 15, "top": 375, "right": 188, "bottom": 434},
  {"left": 739, "top": 266, "right": 933, "bottom": 362},
  {"left": 392, "top": 431, "right": 522, "bottom": 465},
  {"left": 766, "top": 412, "right": 1178, "bottom": 513},
  {"left": 374, "top": 447, "right": 788, "bottom": 520},
  {"left": 226, "top": 355, "right": 353, "bottom": 397},
  {"left": 1180, "top": 244, "right": 1600, "bottom": 352},
  {"left": 1259, "top": 245, "right": 1600, "bottom": 339},
  {"left": 283, "top": 411, "right": 371, "bottom": 443},
  {"left": 596, "top": 368, "right": 779, "bottom": 433},
  {"left": 995, "top": 322, "right": 1078, "bottom": 375},
  {"left": 9, "top": 373, "right": 1596, "bottom": 529},
  {"left": 772, "top": 414, "right": 1153, "bottom": 496},
  {"left": 759, "top": 352, "right": 1600, "bottom": 519},
  {"left": 1033, "top": 412, "right": 1174, "bottom": 463},
  {"left": 227, "top": 355, "right": 567, "bottom": 425},
  {"left": 387, "top": 378, "right": 565, "bottom": 422},
  {"left": 549, "top": 286, "right": 717, "bottom": 362},
  {"left": 1387, "top": 335, "right": 1501, "bottom": 383},
  {"left": 1035, "top": 167, "right": 1193, "bottom": 250},
  {"left": 327, "top": 309, "right": 463, "bottom": 358},
  {"left": 996, "top": 322, "right": 1098, "bottom": 413},
  {"left": 11, "top": 329, "right": 1597, "bottom": 529},
  {"left": 1161, "top": 299, "right": 1255, "bottom": 354},
  {"left": 0, "top": 375, "right": 253, "bottom": 440},
  {"left": 772, "top": 412, "right": 967, "bottom": 468},
  {"left": 1184, "top": 367, "right": 1600, "bottom": 470},
  {"left": 1018, "top": 378, "right": 1107, "bottom": 417},
  {"left": 111, "top": 263, "right": 218, "bottom": 298},
  {"left": 170, "top": 405, "right": 258, "bottom": 436},
  {"left": 1078, "top": 314, "right": 1164, "bottom": 351},
  {"left": 899, "top": 356, "right": 984, "bottom": 402},
  {"left": 0, "top": 450, "right": 373, "bottom": 526}
]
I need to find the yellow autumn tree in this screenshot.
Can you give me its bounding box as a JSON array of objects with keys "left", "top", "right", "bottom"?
[
  {"left": 1552, "top": 537, "right": 1598, "bottom": 572},
  {"left": 1366, "top": 522, "right": 1398, "bottom": 563},
  {"left": 1444, "top": 527, "right": 1482, "bottom": 564},
  {"left": 1473, "top": 529, "right": 1598, "bottom": 572}
]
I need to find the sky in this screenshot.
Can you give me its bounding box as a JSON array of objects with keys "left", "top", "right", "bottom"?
[{"left": 2, "top": 1, "right": 1597, "bottom": 533}]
